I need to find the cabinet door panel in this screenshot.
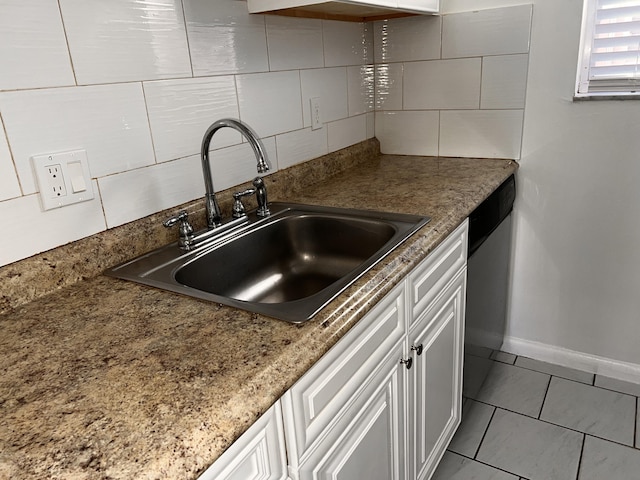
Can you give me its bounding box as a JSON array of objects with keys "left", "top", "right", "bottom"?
[
  {"left": 410, "top": 270, "right": 465, "bottom": 480},
  {"left": 408, "top": 220, "right": 468, "bottom": 330},
  {"left": 282, "top": 282, "right": 405, "bottom": 465},
  {"left": 297, "top": 344, "right": 406, "bottom": 480},
  {"left": 198, "top": 402, "right": 288, "bottom": 480}
]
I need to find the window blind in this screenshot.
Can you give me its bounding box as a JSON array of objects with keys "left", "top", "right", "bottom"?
[{"left": 577, "top": 0, "right": 640, "bottom": 95}]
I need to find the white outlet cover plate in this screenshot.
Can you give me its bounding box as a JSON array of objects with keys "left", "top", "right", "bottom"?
[
  {"left": 31, "top": 150, "right": 94, "bottom": 211},
  {"left": 310, "top": 96, "right": 323, "bottom": 131}
]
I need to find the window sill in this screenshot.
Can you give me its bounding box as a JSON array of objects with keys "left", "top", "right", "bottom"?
[{"left": 573, "top": 93, "right": 640, "bottom": 101}]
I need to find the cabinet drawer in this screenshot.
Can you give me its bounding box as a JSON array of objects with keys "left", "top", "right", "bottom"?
[
  {"left": 282, "top": 281, "right": 406, "bottom": 465},
  {"left": 408, "top": 220, "right": 468, "bottom": 329}
]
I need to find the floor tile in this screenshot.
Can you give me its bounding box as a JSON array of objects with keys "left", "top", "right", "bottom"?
[
  {"left": 477, "top": 409, "right": 583, "bottom": 480},
  {"left": 579, "top": 435, "right": 640, "bottom": 480},
  {"left": 490, "top": 351, "right": 516, "bottom": 364},
  {"left": 432, "top": 451, "right": 518, "bottom": 480},
  {"left": 595, "top": 374, "right": 640, "bottom": 397},
  {"left": 448, "top": 399, "right": 495, "bottom": 457},
  {"left": 514, "top": 356, "right": 594, "bottom": 384},
  {"left": 540, "top": 377, "right": 635, "bottom": 446},
  {"left": 466, "top": 343, "right": 493, "bottom": 358},
  {"left": 463, "top": 354, "right": 494, "bottom": 398},
  {"left": 473, "top": 362, "right": 550, "bottom": 417}
]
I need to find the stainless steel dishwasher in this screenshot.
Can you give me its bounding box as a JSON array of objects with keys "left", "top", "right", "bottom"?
[{"left": 463, "top": 174, "right": 516, "bottom": 398}]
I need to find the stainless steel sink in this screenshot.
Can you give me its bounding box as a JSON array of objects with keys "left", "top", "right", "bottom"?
[{"left": 106, "top": 203, "right": 430, "bottom": 323}]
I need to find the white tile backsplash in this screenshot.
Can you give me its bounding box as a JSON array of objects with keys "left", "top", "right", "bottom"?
[
  {"left": 301, "top": 67, "right": 349, "bottom": 128},
  {"left": 184, "top": 0, "right": 269, "bottom": 76},
  {"left": 0, "top": 0, "right": 75, "bottom": 91},
  {"left": 442, "top": 5, "right": 533, "bottom": 59},
  {"left": 0, "top": 184, "right": 105, "bottom": 266},
  {"left": 481, "top": 54, "right": 529, "bottom": 109},
  {"left": 0, "top": 121, "right": 21, "bottom": 201},
  {"left": 374, "top": 5, "right": 530, "bottom": 160},
  {"left": 347, "top": 65, "right": 375, "bottom": 116},
  {"left": 0, "top": 83, "right": 154, "bottom": 195},
  {"left": 237, "top": 71, "right": 303, "bottom": 138},
  {"left": 328, "top": 115, "right": 367, "bottom": 153},
  {"left": 59, "top": 0, "right": 192, "bottom": 84},
  {"left": 375, "top": 63, "right": 404, "bottom": 111},
  {"left": 375, "top": 111, "right": 439, "bottom": 155},
  {"left": 374, "top": 15, "right": 441, "bottom": 64},
  {"left": 276, "top": 128, "right": 328, "bottom": 170},
  {"left": 144, "top": 77, "right": 241, "bottom": 163},
  {"left": 266, "top": 16, "right": 324, "bottom": 71},
  {"left": 99, "top": 156, "right": 204, "bottom": 228},
  {"left": 0, "top": 83, "right": 155, "bottom": 196},
  {"left": 404, "top": 58, "right": 482, "bottom": 110},
  {"left": 323, "top": 21, "right": 374, "bottom": 67},
  {"left": 366, "top": 112, "right": 375, "bottom": 139},
  {"left": 208, "top": 136, "right": 278, "bottom": 192},
  {"left": 440, "top": 110, "right": 524, "bottom": 159}
]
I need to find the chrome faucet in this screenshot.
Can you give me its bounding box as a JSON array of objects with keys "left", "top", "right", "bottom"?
[
  {"left": 201, "top": 118, "right": 271, "bottom": 228},
  {"left": 164, "top": 119, "right": 272, "bottom": 251}
]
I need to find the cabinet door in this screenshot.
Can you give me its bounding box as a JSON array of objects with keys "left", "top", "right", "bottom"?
[
  {"left": 296, "top": 343, "right": 406, "bottom": 480},
  {"left": 396, "top": 0, "right": 439, "bottom": 13},
  {"left": 282, "top": 282, "right": 405, "bottom": 467},
  {"left": 409, "top": 270, "right": 466, "bottom": 480},
  {"left": 197, "top": 402, "right": 288, "bottom": 480}
]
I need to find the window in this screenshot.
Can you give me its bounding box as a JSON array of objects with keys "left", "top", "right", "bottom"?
[{"left": 576, "top": 0, "right": 640, "bottom": 98}]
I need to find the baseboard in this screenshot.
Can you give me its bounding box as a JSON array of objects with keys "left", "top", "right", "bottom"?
[{"left": 501, "top": 335, "right": 640, "bottom": 385}]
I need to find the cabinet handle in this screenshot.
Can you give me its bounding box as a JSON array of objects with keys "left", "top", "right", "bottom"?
[
  {"left": 400, "top": 357, "right": 413, "bottom": 370},
  {"left": 411, "top": 344, "right": 424, "bottom": 356}
]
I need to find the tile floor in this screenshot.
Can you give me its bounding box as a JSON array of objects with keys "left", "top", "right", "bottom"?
[{"left": 433, "top": 347, "right": 640, "bottom": 480}]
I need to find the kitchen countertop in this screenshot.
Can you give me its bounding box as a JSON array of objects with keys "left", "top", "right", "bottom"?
[{"left": 0, "top": 152, "right": 517, "bottom": 480}]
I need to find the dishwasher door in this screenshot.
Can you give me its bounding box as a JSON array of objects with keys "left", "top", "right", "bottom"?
[
  {"left": 465, "top": 212, "right": 512, "bottom": 351},
  {"left": 463, "top": 174, "right": 515, "bottom": 398}
]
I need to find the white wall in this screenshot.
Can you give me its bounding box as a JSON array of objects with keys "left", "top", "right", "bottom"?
[
  {"left": 507, "top": 0, "right": 640, "bottom": 372},
  {"left": 374, "top": 4, "right": 531, "bottom": 160},
  {"left": 0, "top": 0, "right": 375, "bottom": 267}
]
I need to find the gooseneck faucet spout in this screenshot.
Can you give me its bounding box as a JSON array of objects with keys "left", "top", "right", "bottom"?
[{"left": 200, "top": 118, "right": 271, "bottom": 228}]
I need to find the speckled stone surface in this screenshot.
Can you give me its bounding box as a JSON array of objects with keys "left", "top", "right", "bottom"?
[{"left": 0, "top": 146, "right": 517, "bottom": 480}]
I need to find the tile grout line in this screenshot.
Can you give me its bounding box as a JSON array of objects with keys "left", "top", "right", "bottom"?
[
  {"left": 575, "top": 433, "right": 586, "bottom": 480},
  {"left": 635, "top": 396, "right": 638, "bottom": 449},
  {"left": 472, "top": 405, "right": 497, "bottom": 460},
  {"left": 538, "top": 374, "right": 553, "bottom": 420},
  {"left": 450, "top": 449, "right": 523, "bottom": 479}
]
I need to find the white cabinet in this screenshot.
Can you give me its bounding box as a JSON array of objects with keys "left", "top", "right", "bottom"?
[
  {"left": 296, "top": 342, "right": 406, "bottom": 480},
  {"left": 246, "top": 0, "right": 439, "bottom": 21},
  {"left": 282, "top": 280, "right": 406, "bottom": 473},
  {"left": 408, "top": 270, "right": 466, "bottom": 480},
  {"left": 197, "top": 402, "right": 289, "bottom": 480},
  {"left": 396, "top": 0, "right": 438, "bottom": 13}
]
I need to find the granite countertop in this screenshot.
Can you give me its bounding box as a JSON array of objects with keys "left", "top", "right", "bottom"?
[{"left": 0, "top": 153, "right": 517, "bottom": 480}]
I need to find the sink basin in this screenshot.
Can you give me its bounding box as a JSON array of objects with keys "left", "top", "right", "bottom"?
[{"left": 106, "top": 203, "right": 430, "bottom": 323}]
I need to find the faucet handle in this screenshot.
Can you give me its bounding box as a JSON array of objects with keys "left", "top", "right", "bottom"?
[
  {"left": 232, "top": 188, "right": 256, "bottom": 218},
  {"left": 253, "top": 176, "right": 270, "bottom": 217},
  {"left": 163, "top": 211, "right": 194, "bottom": 251}
]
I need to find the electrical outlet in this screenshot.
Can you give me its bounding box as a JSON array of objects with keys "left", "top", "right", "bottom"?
[
  {"left": 44, "top": 164, "right": 67, "bottom": 199},
  {"left": 310, "top": 97, "right": 322, "bottom": 130},
  {"left": 31, "top": 150, "right": 94, "bottom": 211}
]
